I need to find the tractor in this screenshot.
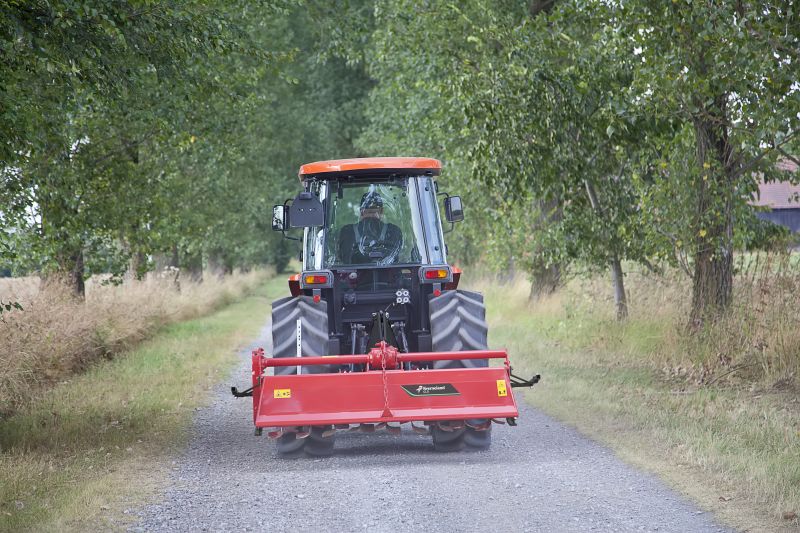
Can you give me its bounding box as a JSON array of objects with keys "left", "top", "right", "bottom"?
[{"left": 232, "top": 157, "right": 538, "bottom": 456}]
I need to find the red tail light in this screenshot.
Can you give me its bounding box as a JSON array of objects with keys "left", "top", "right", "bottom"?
[
  {"left": 424, "top": 269, "right": 448, "bottom": 280},
  {"left": 299, "top": 270, "right": 333, "bottom": 289}
]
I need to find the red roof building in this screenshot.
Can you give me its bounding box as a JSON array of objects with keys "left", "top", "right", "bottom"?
[
  {"left": 752, "top": 159, "right": 800, "bottom": 234},
  {"left": 752, "top": 159, "right": 800, "bottom": 209}
]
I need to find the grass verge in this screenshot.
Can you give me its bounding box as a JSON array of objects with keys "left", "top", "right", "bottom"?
[
  {"left": 0, "top": 276, "right": 287, "bottom": 532},
  {"left": 473, "top": 275, "right": 799, "bottom": 533},
  {"left": 1, "top": 269, "right": 271, "bottom": 412}
]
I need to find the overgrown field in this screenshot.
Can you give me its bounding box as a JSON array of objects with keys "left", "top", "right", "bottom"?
[
  {"left": 0, "top": 276, "right": 284, "bottom": 532},
  {"left": 0, "top": 270, "right": 271, "bottom": 414},
  {"left": 471, "top": 257, "right": 799, "bottom": 532}
]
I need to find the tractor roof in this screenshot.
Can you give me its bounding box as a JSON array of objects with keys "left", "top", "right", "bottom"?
[{"left": 299, "top": 157, "right": 441, "bottom": 180}]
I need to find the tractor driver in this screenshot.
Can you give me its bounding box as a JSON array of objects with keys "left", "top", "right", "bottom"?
[{"left": 337, "top": 191, "right": 403, "bottom": 264}]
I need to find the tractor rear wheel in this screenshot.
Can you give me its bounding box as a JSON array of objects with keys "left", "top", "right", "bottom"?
[
  {"left": 429, "top": 289, "right": 492, "bottom": 451},
  {"left": 430, "top": 426, "right": 466, "bottom": 452},
  {"left": 303, "top": 426, "right": 335, "bottom": 457},
  {"left": 276, "top": 431, "right": 306, "bottom": 458},
  {"left": 271, "top": 295, "right": 333, "bottom": 375},
  {"left": 275, "top": 426, "right": 335, "bottom": 457},
  {"left": 463, "top": 423, "right": 492, "bottom": 449},
  {"left": 430, "top": 423, "right": 492, "bottom": 452},
  {"left": 271, "top": 296, "right": 335, "bottom": 456}
]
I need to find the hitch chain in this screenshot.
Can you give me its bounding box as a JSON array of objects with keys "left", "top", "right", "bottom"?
[{"left": 380, "top": 342, "right": 390, "bottom": 418}]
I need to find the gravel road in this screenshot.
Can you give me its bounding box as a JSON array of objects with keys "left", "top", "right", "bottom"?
[{"left": 131, "top": 322, "right": 731, "bottom": 533}]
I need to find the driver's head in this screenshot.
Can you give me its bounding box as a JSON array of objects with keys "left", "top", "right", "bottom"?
[{"left": 359, "top": 191, "right": 384, "bottom": 220}]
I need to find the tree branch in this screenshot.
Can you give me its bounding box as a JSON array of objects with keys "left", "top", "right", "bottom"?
[
  {"left": 731, "top": 128, "right": 800, "bottom": 180},
  {"left": 775, "top": 146, "right": 800, "bottom": 168}
]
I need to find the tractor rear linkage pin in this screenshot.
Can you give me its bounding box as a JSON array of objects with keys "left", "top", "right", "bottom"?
[
  {"left": 230, "top": 386, "right": 253, "bottom": 397},
  {"left": 510, "top": 372, "right": 541, "bottom": 388}
]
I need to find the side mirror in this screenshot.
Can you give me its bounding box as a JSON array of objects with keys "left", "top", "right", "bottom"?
[
  {"left": 289, "top": 191, "right": 324, "bottom": 227},
  {"left": 272, "top": 205, "right": 286, "bottom": 232},
  {"left": 444, "top": 196, "right": 464, "bottom": 223}
]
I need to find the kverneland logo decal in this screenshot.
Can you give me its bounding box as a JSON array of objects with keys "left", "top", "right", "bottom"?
[{"left": 401, "top": 383, "right": 460, "bottom": 397}]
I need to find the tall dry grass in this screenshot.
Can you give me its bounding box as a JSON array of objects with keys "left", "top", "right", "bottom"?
[
  {"left": 0, "top": 269, "right": 272, "bottom": 413},
  {"left": 702, "top": 252, "right": 800, "bottom": 385},
  {"left": 470, "top": 250, "right": 800, "bottom": 388},
  {"left": 638, "top": 252, "right": 800, "bottom": 386}
]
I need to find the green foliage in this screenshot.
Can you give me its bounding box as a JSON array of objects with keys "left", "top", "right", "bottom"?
[
  {"left": 0, "top": 301, "right": 23, "bottom": 319},
  {"left": 1, "top": 1, "right": 368, "bottom": 290},
  {"left": 312, "top": 0, "right": 799, "bottom": 318},
  {"left": 2, "top": 0, "right": 797, "bottom": 320}
]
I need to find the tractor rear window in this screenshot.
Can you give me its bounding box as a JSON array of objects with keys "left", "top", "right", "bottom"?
[{"left": 303, "top": 177, "right": 445, "bottom": 269}]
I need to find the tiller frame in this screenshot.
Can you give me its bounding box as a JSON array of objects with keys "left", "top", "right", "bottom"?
[{"left": 232, "top": 342, "right": 539, "bottom": 434}]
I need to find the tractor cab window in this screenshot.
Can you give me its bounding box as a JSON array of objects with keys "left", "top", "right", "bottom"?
[{"left": 303, "top": 177, "right": 446, "bottom": 270}]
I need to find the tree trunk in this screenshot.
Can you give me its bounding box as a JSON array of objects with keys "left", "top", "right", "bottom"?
[
  {"left": 49, "top": 247, "right": 85, "bottom": 299},
  {"left": 499, "top": 256, "right": 516, "bottom": 285},
  {"left": 529, "top": 198, "right": 562, "bottom": 300},
  {"left": 153, "top": 250, "right": 181, "bottom": 291},
  {"left": 123, "top": 142, "right": 144, "bottom": 282},
  {"left": 689, "top": 98, "right": 735, "bottom": 327},
  {"left": 71, "top": 249, "right": 85, "bottom": 298},
  {"left": 583, "top": 180, "right": 627, "bottom": 321},
  {"left": 529, "top": 263, "right": 561, "bottom": 300},
  {"left": 207, "top": 252, "right": 226, "bottom": 279},
  {"left": 169, "top": 244, "right": 181, "bottom": 292},
  {"left": 610, "top": 256, "right": 628, "bottom": 320},
  {"left": 272, "top": 238, "right": 293, "bottom": 274},
  {"left": 37, "top": 169, "right": 84, "bottom": 299},
  {"left": 529, "top": 0, "right": 556, "bottom": 17},
  {"left": 127, "top": 250, "right": 147, "bottom": 282},
  {"left": 171, "top": 245, "right": 179, "bottom": 269},
  {"left": 184, "top": 251, "right": 203, "bottom": 283}
]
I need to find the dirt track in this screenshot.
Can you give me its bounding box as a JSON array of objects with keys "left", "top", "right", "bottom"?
[{"left": 131, "top": 323, "right": 731, "bottom": 533}]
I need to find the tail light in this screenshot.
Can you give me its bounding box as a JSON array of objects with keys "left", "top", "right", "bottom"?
[
  {"left": 419, "top": 266, "right": 452, "bottom": 283},
  {"left": 299, "top": 270, "right": 333, "bottom": 289},
  {"left": 424, "top": 269, "right": 448, "bottom": 280}
]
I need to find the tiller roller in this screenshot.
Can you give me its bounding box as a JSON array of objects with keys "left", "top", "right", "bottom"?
[{"left": 232, "top": 157, "right": 539, "bottom": 455}]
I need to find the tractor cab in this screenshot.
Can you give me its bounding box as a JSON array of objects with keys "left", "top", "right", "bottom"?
[{"left": 272, "top": 158, "right": 465, "bottom": 356}]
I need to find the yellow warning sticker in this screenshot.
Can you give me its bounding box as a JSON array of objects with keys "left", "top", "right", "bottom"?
[
  {"left": 274, "top": 388, "right": 291, "bottom": 399},
  {"left": 496, "top": 379, "right": 508, "bottom": 397}
]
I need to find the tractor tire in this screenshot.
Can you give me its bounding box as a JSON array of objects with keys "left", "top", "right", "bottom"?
[
  {"left": 271, "top": 296, "right": 333, "bottom": 375},
  {"left": 429, "top": 290, "right": 489, "bottom": 369},
  {"left": 276, "top": 427, "right": 335, "bottom": 458},
  {"left": 303, "top": 426, "right": 335, "bottom": 457},
  {"left": 276, "top": 431, "right": 306, "bottom": 458},
  {"left": 431, "top": 426, "right": 466, "bottom": 452},
  {"left": 463, "top": 424, "right": 492, "bottom": 449},
  {"left": 430, "top": 423, "right": 491, "bottom": 452},
  {"left": 271, "top": 296, "right": 336, "bottom": 457},
  {"left": 429, "top": 290, "right": 492, "bottom": 450}
]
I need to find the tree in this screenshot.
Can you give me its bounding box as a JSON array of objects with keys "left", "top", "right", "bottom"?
[
  {"left": 349, "top": 0, "right": 667, "bottom": 318},
  {"left": 320, "top": 0, "right": 799, "bottom": 324},
  {"left": 0, "top": 1, "right": 312, "bottom": 294},
  {"left": 1, "top": 1, "right": 274, "bottom": 294},
  {"left": 617, "top": 0, "right": 800, "bottom": 323}
]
